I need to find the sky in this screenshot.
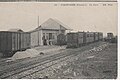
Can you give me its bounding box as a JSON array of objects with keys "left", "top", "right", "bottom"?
[{"left": 0, "top": 2, "right": 118, "bottom": 37}]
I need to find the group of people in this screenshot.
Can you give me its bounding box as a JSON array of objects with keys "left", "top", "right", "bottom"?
[{"left": 43, "top": 39, "right": 53, "bottom": 45}]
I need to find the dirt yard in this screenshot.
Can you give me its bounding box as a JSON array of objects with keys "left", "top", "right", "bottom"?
[
  {"left": 50, "top": 43, "right": 117, "bottom": 79},
  {"left": 0, "top": 42, "right": 117, "bottom": 79}
]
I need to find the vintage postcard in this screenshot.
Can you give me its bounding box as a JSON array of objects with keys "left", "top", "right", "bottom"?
[{"left": 0, "top": 0, "right": 118, "bottom": 79}]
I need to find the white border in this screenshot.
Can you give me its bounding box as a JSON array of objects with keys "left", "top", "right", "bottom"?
[{"left": 0, "top": 1, "right": 119, "bottom": 80}]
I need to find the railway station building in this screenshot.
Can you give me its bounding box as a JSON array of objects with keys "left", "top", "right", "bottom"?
[{"left": 30, "top": 18, "right": 71, "bottom": 47}]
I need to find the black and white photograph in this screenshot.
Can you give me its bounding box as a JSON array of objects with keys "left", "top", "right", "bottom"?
[{"left": 0, "top": 0, "right": 118, "bottom": 79}]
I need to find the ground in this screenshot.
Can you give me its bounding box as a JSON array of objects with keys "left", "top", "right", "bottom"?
[
  {"left": 0, "top": 42, "right": 117, "bottom": 79},
  {"left": 50, "top": 43, "right": 117, "bottom": 79}
]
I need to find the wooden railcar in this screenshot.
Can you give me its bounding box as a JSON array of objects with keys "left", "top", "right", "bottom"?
[
  {"left": 0, "top": 31, "right": 30, "bottom": 57},
  {"left": 57, "top": 34, "right": 66, "bottom": 45},
  {"left": 94, "top": 32, "right": 99, "bottom": 42},
  {"left": 77, "top": 32, "right": 85, "bottom": 46},
  {"left": 66, "top": 31, "right": 103, "bottom": 48},
  {"left": 85, "top": 32, "right": 94, "bottom": 43},
  {"left": 67, "top": 32, "right": 85, "bottom": 48},
  {"left": 20, "top": 32, "right": 30, "bottom": 50},
  {"left": 67, "top": 33, "right": 79, "bottom": 48},
  {"left": 98, "top": 32, "right": 103, "bottom": 41}
]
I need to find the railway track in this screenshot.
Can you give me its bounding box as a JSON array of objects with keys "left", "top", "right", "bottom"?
[
  {"left": 0, "top": 58, "right": 9, "bottom": 63},
  {"left": 0, "top": 49, "right": 69, "bottom": 70},
  {"left": 21, "top": 43, "right": 108, "bottom": 79},
  {"left": 0, "top": 42, "right": 102, "bottom": 68},
  {"left": 0, "top": 57, "right": 31, "bottom": 67},
  {"left": 0, "top": 48, "right": 78, "bottom": 71},
  {"left": 18, "top": 52, "right": 78, "bottom": 79},
  {"left": 0, "top": 47, "right": 82, "bottom": 79},
  {"left": 0, "top": 42, "right": 105, "bottom": 79},
  {"left": 0, "top": 46, "right": 65, "bottom": 67}
]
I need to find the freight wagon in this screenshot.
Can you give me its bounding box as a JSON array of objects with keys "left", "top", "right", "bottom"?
[
  {"left": 0, "top": 31, "right": 30, "bottom": 57},
  {"left": 57, "top": 34, "right": 66, "bottom": 45},
  {"left": 67, "top": 32, "right": 79, "bottom": 48},
  {"left": 67, "top": 32, "right": 85, "bottom": 48},
  {"left": 78, "top": 32, "right": 85, "bottom": 46},
  {"left": 94, "top": 32, "right": 99, "bottom": 42},
  {"left": 85, "top": 32, "right": 94, "bottom": 44},
  {"left": 105, "top": 32, "right": 114, "bottom": 43},
  {"left": 98, "top": 32, "right": 103, "bottom": 41},
  {"left": 67, "top": 31, "right": 103, "bottom": 48},
  {"left": 20, "top": 32, "right": 30, "bottom": 50},
  {"left": 107, "top": 33, "right": 114, "bottom": 39}
]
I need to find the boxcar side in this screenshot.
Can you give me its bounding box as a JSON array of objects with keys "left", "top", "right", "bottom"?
[
  {"left": 26, "top": 32, "right": 30, "bottom": 49},
  {"left": 85, "top": 32, "right": 94, "bottom": 44},
  {"left": 12, "top": 32, "right": 19, "bottom": 51},
  {"left": 94, "top": 32, "right": 99, "bottom": 42},
  {"left": 0, "top": 32, "right": 12, "bottom": 52},
  {"left": 78, "top": 32, "right": 84, "bottom": 46},
  {"left": 57, "top": 34, "right": 66, "bottom": 45},
  {"left": 0, "top": 31, "right": 30, "bottom": 57},
  {"left": 90, "top": 32, "right": 94, "bottom": 43},
  {"left": 67, "top": 33, "right": 78, "bottom": 48},
  {"left": 20, "top": 32, "right": 30, "bottom": 50},
  {"left": 98, "top": 32, "right": 103, "bottom": 41},
  {"left": 0, "top": 32, "right": 20, "bottom": 57},
  {"left": 20, "top": 32, "right": 24, "bottom": 50},
  {"left": 86, "top": 32, "right": 90, "bottom": 43}
]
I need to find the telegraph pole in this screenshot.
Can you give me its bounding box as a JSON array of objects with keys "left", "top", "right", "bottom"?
[
  {"left": 38, "top": 16, "right": 39, "bottom": 46},
  {"left": 38, "top": 16, "right": 39, "bottom": 27}
]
